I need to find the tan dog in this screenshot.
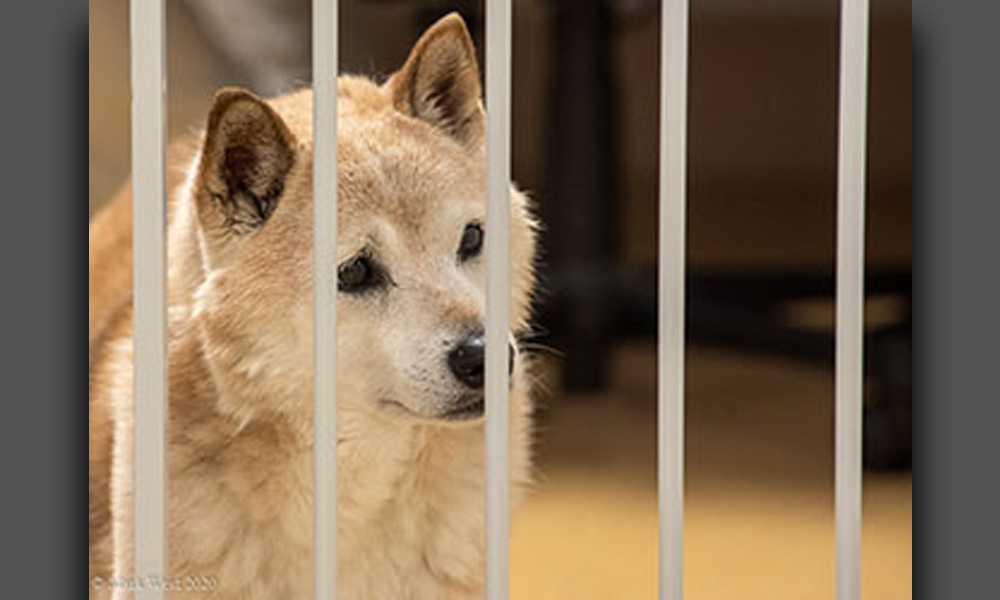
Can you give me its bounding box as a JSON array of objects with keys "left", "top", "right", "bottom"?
[{"left": 89, "top": 14, "right": 537, "bottom": 599}]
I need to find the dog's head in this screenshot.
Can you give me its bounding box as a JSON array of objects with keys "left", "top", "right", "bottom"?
[{"left": 188, "top": 14, "right": 537, "bottom": 429}]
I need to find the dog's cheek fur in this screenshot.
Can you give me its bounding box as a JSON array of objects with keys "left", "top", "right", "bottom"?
[
  {"left": 509, "top": 188, "right": 540, "bottom": 332},
  {"left": 194, "top": 267, "right": 314, "bottom": 429}
]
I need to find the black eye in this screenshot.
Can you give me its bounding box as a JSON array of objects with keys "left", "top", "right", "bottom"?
[
  {"left": 458, "top": 222, "right": 484, "bottom": 262},
  {"left": 338, "top": 255, "right": 383, "bottom": 294}
]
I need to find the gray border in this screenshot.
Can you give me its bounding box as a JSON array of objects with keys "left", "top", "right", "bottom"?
[
  {"left": 913, "top": 0, "right": 1000, "bottom": 597},
  {"left": 0, "top": 0, "right": 85, "bottom": 598},
  {"left": 5, "top": 0, "right": 1000, "bottom": 597}
]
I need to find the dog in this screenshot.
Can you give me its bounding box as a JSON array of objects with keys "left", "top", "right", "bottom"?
[{"left": 89, "top": 13, "right": 538, "bottom": 599}]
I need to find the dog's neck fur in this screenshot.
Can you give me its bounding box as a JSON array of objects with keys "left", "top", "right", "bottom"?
[{"left": 164, "top": 343, "right": 489, "bottom": 597}]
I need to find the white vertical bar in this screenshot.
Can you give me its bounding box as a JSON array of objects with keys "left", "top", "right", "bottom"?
[
  {"left": 835, "top": 0, "right": 869, "bottom": 598},
  {"left": 658, "top": 1, "right": 688, "bottom": 599},
  {"left": 130, "top": 1, "right": 167, "bottom": 598},
  {"left": 485, "top": 1, "right": 512, "bottom": 599},
  {"left": 313, "top": 0, "right": 339, "bottom": 599}
]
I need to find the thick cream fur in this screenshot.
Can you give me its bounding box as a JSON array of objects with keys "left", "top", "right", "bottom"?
[{"left": 89, "top": 14, "right": 537, "bottom": 600}]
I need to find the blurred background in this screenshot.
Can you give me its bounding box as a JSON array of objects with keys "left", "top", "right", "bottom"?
[{"left": 90, "top": 0, "right": 911, "bottom": 597}]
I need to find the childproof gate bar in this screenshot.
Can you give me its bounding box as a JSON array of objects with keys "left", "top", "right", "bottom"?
[
  {"left": 127, "top": 1, "right": 868, "bottom": 599},
  {"left": 130, "top": 1, "right": 167, "bottom": 599},
  {"left": 485, "top": 1, "right": 513, "bottom": 600},
  {"left": 658, "top": 0, "right": 689, "bottom": 599},
  {"left": 313, "top": 1, "right": 339, "bottom": 600},
  {"left": 836, "top": 0, "right": 870, "bottom": 599}
]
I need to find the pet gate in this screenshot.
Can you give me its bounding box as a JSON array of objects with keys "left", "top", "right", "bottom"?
[{"left": 127, "top": 0, "right": 870, "bottom": 598}]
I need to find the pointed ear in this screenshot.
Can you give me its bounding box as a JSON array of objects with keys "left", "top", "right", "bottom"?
[
  {"left": 389, "top": 13, "right": 484, "bottom": 147},
  {"left": 195, "top": 88, "right": 297, "bottom": 239}
]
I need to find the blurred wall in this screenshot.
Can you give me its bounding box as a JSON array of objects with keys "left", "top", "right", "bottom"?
[{"left": 90, "top": 0, "right": 910, "bottom": 272}]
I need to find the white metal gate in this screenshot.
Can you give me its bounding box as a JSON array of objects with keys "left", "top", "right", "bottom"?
[{"left": 127, "top": 0, "right": 869, "bottom": 598}]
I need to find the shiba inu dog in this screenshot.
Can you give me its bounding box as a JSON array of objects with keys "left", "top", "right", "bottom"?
[{"left": 89, "top": 14, "right": 537, "bottom": 599}]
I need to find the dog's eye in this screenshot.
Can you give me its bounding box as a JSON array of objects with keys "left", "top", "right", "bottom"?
[
  {"left": 458, "top": 222, "right": 484, "bottom": 262},
  {"left": 338, "top": 255, "right": 383, "bottom": 294}
]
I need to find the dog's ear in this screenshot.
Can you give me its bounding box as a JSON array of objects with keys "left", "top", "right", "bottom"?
[
  {"left": 389, "top": 13, "right": 484, "bottom": 147},
  {"left": 195, "top": 88, "right": 296, "bottom": 241}
]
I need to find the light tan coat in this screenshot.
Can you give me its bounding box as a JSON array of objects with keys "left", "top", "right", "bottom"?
[{"left": 89, "top": 14, "right": 537, "bottom": 599}]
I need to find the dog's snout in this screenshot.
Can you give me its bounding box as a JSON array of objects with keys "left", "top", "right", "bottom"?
[
  {"left": 448, "top": 337, "right": 485, "bottom": 389},
  {"left": 447, "top": 336, "right": 515, "bottom": 389}
]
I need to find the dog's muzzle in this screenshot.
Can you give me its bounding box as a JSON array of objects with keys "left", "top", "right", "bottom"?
[
  {"left": 441, "top": 335, "right": 515, "bottom": 421},
  {"left": 446, "top": 335, "right": 515, "bottom": 390}
]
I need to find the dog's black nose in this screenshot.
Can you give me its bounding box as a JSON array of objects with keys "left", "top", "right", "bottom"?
[{"left": 447, "top": 337, "right": 515, "bottom": 389}]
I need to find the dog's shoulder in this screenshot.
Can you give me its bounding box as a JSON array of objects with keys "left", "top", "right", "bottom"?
[
  {"left": 88, "top": 297, "right": 132, "bottom": 596},
  {"left": 88, "top": 133, "right": 202, "bottom": 596},
  {"left": 89, "top": 133, "right": 202, "bottom": 342}
]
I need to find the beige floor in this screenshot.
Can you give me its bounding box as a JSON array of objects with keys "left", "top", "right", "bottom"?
[{"left": 510, "top": 345, "right": 911, "bottom": 600}]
